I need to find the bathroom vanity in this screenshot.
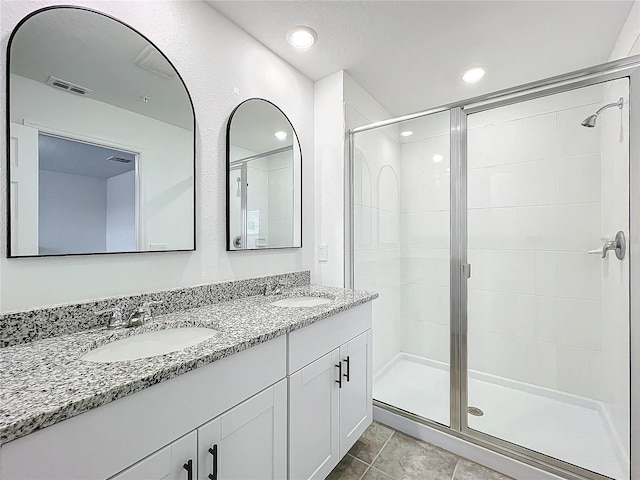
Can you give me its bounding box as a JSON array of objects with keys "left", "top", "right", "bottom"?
[{"left": 0, "top": 283, "right": 376, "bottom": 480}]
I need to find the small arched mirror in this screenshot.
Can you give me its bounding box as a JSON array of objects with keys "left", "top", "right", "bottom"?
[
  {"left": 7, "top": 6, "right": 195, "bottom": 257},
  {"left": 226, "top": 99, "right": 302, "bottom": 250}
]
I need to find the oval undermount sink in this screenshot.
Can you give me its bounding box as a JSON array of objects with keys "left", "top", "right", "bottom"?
[
  {"left": 81, "top": 327, "right": 218, "bottom": 363},
  {"left": 270, "top": 296, "right": 333, "bottom": 308}
]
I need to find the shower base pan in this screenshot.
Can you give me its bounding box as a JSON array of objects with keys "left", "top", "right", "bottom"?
[{"left": 373, "top": 353, "right": 628, "bottom": 479}]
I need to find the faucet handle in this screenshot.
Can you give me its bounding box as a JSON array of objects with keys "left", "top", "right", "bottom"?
[
  {"left": 94, "top": 305, "right": 127, "bottom": 329},
  {"left": 140, "top": 300, "right": 163, "bottom": 316},
  {"left": 264, "top": 283, "right": 284, "bottom": 296}
]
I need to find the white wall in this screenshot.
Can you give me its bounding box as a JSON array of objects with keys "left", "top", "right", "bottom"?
[
  {"left": 0, "top": 0, "right": 314, "bottom": 312},
  {"left": 106, "top": 170, "right": 136, "bottom": 252},
  {"left": 314, "top": 71, "right": 345, "bottom": 288},
  {"left": 38, "top": 170, "right": 107, "bottom": 255}
]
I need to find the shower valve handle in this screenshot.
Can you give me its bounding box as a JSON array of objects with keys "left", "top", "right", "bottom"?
[{"left": 588, "top": 231, "right": 625, "bottom": 260}]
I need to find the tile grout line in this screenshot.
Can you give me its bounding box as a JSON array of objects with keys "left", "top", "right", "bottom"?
[{"left": 358, "top": 430, "right": 396, "bottom": 480}]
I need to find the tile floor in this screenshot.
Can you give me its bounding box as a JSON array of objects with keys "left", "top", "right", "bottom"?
[{"left": 327, "top": 422, "right": 513, "bottom": 480}]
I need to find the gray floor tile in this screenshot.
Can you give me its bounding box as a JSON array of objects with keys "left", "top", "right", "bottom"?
[
  {"left": 326, "top": 454, "right": 369, "bottom": 480},
  {"left": 361, "top": 466, "right": 396, "bottom": 480},
  {"left": 348, "top": 421, "right": 395, "bottom": 464},
  {"left": 371, "top": 431, "right": 459, "bottom": 480},
  {"left": 453, "top": 458, "right": 514, "bottom": 480}
]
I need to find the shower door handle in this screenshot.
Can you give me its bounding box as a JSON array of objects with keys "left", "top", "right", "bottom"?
[
  {"left": 462, "top": 264, "right": 472, "bottom": 279},
  {"left": 588, "top": 231, "right": 625, "bottom": 259}
]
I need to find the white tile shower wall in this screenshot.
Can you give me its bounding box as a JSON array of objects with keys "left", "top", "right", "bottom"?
[
  {"left": 0, "top": 0, "right": 314, "bottom": 312},
  {"left": 465, "top": 85, "right": 610, "bottom": 399}
]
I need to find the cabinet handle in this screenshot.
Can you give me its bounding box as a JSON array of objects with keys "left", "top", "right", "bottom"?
[
  {"left": 335, "top": 362, "right": 342, "bottom": 388},
  {"left": 183, "top": 459, "right": 193, "bottom": 480},
  {"left": 208, "top": 444, "right": 218, "bottom": 480},
  {"left": 343, "top": 356, "right": 350, "bottom": 382}
]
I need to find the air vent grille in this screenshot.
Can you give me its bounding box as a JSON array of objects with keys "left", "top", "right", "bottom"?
[
  {"left": 134, "top": 45, "right": 176, "bottom": 79},
  {"left": 106, "top": 156, "right": 133, "bottom": 164},
  {"left": 46, "top": 76, "right": 92, "bottom": 96}
]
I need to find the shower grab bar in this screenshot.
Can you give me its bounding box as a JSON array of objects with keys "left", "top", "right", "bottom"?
[{"left": 588, "top": 231, "right": 625, "bottom": 259}]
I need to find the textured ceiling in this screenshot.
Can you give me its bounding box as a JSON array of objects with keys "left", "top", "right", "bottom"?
[{"left": 207, "top": 0, "right": 635, "bottom": 117}]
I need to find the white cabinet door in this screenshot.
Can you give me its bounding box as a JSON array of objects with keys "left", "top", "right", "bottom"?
[
  {"left": 339, "top": 330, "right": 373, "bottom": 458},
  {"left": 197, "top": 380, "right": 287, "bottom": 480},
  {"left": 110, "top": 431, "right": 197, "bottom": 480},
  {"left": 289, "top": 349, "right": 340, "bottom": 480}
]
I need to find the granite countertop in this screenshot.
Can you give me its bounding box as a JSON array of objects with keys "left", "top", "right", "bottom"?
[{"left": 0, "top": 285, "right": 377, "bottom": 445}]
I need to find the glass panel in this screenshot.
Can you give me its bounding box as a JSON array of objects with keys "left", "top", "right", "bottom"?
[
  {"left": 353, "top": 110, "right": 451, "bottom": 426},
  {"left": 466, "top": 79, "right": 630, "bottom": 479}
]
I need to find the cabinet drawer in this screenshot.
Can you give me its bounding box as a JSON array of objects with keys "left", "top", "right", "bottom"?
[{"left": 288, "top": 303, "right": 371, "bottom": 374}]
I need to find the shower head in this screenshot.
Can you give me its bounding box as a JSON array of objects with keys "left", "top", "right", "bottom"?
[
  {"left": 581, "top": 114, "right": 598, "bottom": 128},
  {"left": 580, "top": 97, "right": 623, "bottom": 128}
]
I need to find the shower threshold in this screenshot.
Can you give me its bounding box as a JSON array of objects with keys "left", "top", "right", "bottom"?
[{"left": 373, "top": 353, "right": 628, "bottom": 480}]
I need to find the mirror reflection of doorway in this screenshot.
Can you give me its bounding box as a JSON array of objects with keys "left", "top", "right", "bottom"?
[{"left": 37, "top": 133, "right": 138, "bottom": 255}]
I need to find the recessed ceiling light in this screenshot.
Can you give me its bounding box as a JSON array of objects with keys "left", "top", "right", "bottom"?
[
  {"left": 140, "top": 95, "right": 151, "bottom": 103},
  {"left": 275, "top": 131, "right": 288, "bottom": 140},
  {"left": 286, "top": 26, "right": 317, "bottom": 49},
  {"left": 433, "top": 154, "right": 444, "bottom": 163},
  {"left": 400, "top": 130, "right": 414, "bottom": 137},
  {"left": 462, "top": 67, "right": 485, "bottom": 84}
]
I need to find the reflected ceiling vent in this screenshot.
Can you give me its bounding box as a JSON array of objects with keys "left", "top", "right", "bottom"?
[
  {"left": 46, "top": 76, "right": 92, "bottom": 96},
  {"left": 106, "top": 155, "right": 133, "bottom": 164},
  {"left": 134, "top": 45, "right": 176, "bottom": 79}
]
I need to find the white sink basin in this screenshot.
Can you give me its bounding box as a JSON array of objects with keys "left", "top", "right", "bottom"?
[
  {"left": 271, "top": 296, "right": 333, "bottom": 308},
  {"left": 81, "top": 327, "right": 218, "bottom": 363}
]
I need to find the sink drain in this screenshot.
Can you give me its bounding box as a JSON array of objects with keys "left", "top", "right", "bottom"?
[{"left": 468, "top": 406, "right": 484, "bottom": 417}]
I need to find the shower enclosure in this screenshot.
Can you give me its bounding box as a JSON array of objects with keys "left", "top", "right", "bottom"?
[{"left": 348, "top": 57, "right": 638, "bottom": 480}]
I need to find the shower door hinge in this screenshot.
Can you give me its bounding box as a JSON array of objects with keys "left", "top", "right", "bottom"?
[{"left": 462, "top": 263, "right": 472, "bottom": 279}]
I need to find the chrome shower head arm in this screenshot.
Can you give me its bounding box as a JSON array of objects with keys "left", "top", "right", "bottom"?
[{"left": 595, "top": 97, "right": 624, "bottom": 115}]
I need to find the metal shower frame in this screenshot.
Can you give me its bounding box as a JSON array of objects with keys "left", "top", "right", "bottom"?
[{"left": 346, "top": 54, "right": 640, "bottom": 480}]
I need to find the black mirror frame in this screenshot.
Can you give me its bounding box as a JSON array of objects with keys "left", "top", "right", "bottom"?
[
  {"left": 225, "top": 98, "right": 303, "bottom": 251},
  {"left": 5, "top": 5, "right": 197, "bottom": 258}
]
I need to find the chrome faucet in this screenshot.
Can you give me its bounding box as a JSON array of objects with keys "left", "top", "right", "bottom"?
[
  {"left": 127, "top": 301, "right": 162, "bottom": 327},
  {"left": 94, "top": 304, "right": 128, "bottom": 329},
  {"left": 95, "top": 301, "right": 162, "bottom": 329}
]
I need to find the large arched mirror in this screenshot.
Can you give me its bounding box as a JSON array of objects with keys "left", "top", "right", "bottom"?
[
  {"left": 226, "top": 99, "right": 302, "bottom": 250},
  {"left": 7, "top": 6, "right": 195, "bottom": 257}
]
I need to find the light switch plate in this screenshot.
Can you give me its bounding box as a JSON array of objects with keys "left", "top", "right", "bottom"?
[{"left": 318, "top": 244, "right": 328, "bottom": 262}]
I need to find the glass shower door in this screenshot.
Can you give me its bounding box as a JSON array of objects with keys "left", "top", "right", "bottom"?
[
  {"left": 465, "top": 78, "right": 630, "bottom": 479},
  {"left": 353, "top": 110, "right": 452, "bottom": 427}
]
